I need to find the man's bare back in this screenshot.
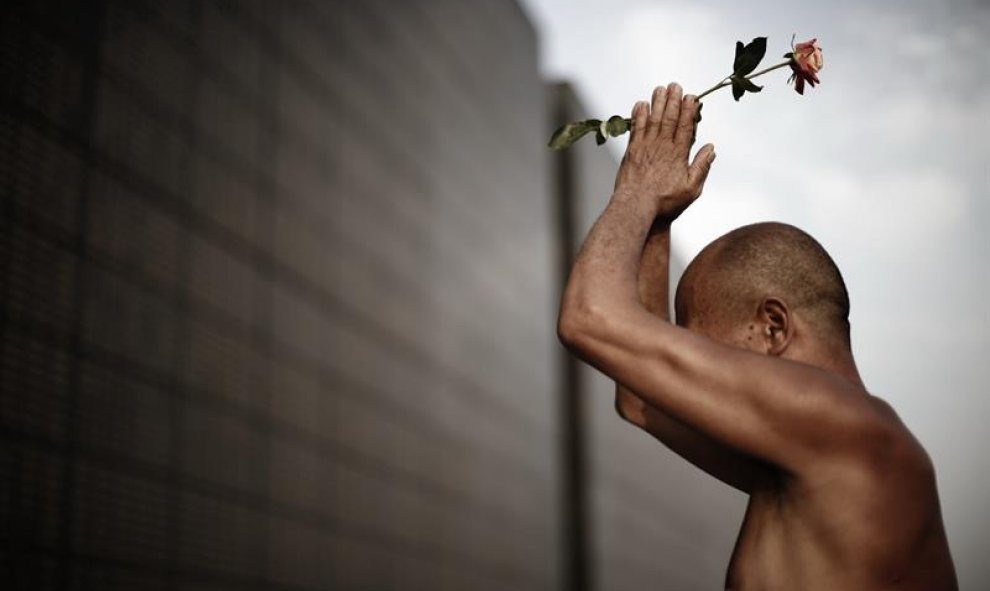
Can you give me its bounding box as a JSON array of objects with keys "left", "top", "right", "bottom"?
[{"left": 557, "top": 82, "right": 957, "bottom": 589}]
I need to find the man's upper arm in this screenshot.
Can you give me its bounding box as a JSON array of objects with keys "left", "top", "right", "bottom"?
[
  {"left": 562, "top": 303, "right": 885, "bottom": 473},
  {"left": 616, "top": 387, "right": 772, "bottom": 492}
]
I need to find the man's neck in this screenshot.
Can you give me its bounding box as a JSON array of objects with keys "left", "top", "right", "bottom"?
[{"left": 799, "top": 346, "right": 866, "bottom": 391}]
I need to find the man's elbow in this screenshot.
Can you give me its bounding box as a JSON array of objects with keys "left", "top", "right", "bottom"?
[
  {"left": 557, "top": 299, "right": 603, "bottom": 351},
  {"left": 614, "top": 389, "right": 647, "bottom": 427},
  {"left": 556, "top": 308, "right": 582, "bottom": 349}
]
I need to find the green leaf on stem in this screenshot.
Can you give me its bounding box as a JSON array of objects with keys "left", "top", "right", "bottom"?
[
  {"left": 733, "top": 37, "right": 767, "bottom": 76},
  {"left": 595, "top": 129, "right": 607, "bottom": 145},
  {"left": 730, "top": 75, "right": 763, "bottom": 101},
  {"left": 548, "top": 119, "right": 602, "bottom": 150},
  {"left": 732, "top": 79, "right": 745, "bottom": 101},
  {"left": 605, "top": 115, "right": 629, "bottom": 137},
  {"left": 741, "top": 77, "right": 763, "bottom": 93}
]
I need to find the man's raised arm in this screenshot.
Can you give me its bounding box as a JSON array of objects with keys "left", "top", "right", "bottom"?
[
  {"left": 616, "top": 219, "right": 770, "bottom": 492},
  {"left": 558, "top": 83, "right": 890, "bottom": 474}
]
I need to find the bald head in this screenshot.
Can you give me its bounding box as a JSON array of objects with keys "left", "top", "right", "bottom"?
[{"left": 675, "top": 222, "right": 851, "bottom": 351}]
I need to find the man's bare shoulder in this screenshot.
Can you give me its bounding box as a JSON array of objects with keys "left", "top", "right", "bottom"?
[
  {"left": 785, "top": 387, "right": 938, "bottom": 528},
  {"left": 799, "top": 387, "right": 933, "bottom": 482},
  {"left": 766, "top": 392, "right": 956, "bottom": 590},
  {"left": 864, "top": 394, "right": 934, "bottom": 472}
]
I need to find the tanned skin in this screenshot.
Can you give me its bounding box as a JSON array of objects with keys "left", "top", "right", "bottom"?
[{"left": 557, "top": 82, "right": 957, "bottom": 590}]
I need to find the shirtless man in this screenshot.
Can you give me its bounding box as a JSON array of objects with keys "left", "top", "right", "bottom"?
[{"left": 556, "top": 82, "right": 958, "bottom": 590}]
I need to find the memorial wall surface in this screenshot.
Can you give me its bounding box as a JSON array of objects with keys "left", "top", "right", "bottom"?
[{"left": 1, "top": 1, "right": 559, "bottom": 589}]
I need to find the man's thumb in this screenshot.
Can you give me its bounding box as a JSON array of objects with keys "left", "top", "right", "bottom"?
[{"left": 689, "top": 144, "right": 716, "bottom": 191}]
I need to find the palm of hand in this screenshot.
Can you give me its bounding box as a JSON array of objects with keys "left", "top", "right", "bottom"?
[{"left": 613, "top": 83, "right": 716, "bottom": 222}]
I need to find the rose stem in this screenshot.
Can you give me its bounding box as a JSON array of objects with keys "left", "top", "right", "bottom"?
[
  {"left": 695, "top": 76, "right": 732, "bottom": 101},
  {"left": 743, "top": 60, "right": 793, "bottom": 82},
  {"left": 620, "top": 59, "right": 794, "bottom": 128},
  {"left": 695, "top": 60, "right": 793, "bottom": 101}
]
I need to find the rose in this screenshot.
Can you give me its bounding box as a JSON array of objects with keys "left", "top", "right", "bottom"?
[
  {"left": 787, "top": 38, "right": 824, "bottom": 95},
  {"left": 548, "top": 34, "right": 824, "bottom": 151}
]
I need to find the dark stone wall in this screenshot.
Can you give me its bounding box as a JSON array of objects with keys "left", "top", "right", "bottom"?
[{"left": 0, "top": 1, "right": 560, "bottom": 589}]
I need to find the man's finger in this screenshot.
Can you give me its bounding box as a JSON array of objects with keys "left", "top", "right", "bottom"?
[
  {"left": 659, "top": 82, "right": 683, "bottom": 141},
  {"left": 675, "top": 94, "right": 699, "bottom": 149},
  {"left": 646, "top": 86, "right": 665, "bottom": 141},
  {"left": 628, "top": 100, "right": 649, "bottom": 147},
  {"left": 688, "top": 143, "right": 717, "bottom": 192}
]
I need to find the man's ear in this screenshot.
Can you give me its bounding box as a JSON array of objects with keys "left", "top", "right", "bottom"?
[{"left": 759, "top": 297, "right": 791, "bottom": 356}]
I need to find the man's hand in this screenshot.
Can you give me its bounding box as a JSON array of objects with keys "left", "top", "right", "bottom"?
[{"left": 613, "top": 83, "right": 716, "bottom": 222}]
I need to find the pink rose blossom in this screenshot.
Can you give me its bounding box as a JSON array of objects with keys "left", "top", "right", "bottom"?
[{"left": 788, "top": 38, "right": 824, "bottom": 95}]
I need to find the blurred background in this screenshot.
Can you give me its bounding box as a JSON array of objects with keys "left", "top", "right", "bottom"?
[{"left": 0, "top": 0, "right": 985, "bottom": 590}]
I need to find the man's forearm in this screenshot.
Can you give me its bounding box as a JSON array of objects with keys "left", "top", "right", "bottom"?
[
  {"left": 637, "top": 221, "right": 672, "bottom": 318},
  {"left": 613, "top": 221, "right": 669, "bottom": 421},
  {"left": 558, "top": 191, "right": 657, "bottom": 332},
  {"left": 614, "top": 220, "right": 669, "bottom": 417}
]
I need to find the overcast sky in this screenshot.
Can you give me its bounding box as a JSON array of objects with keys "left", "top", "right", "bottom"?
[{"left": 518, "top": 0, "right": 990, "bottom": 585}]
